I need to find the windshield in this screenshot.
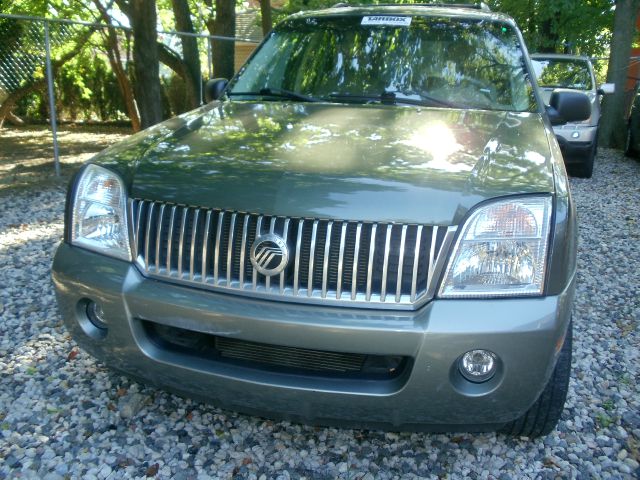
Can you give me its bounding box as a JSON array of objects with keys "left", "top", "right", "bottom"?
[
  {"left": 229, "top": 14, "right": 537, "bottom": 112},
  {"left": 531, "top": 58, "right": 594, "bottom": 90}
]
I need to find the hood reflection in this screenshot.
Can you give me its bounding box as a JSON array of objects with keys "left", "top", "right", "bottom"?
[{"left": 124, "top": 101, "right": 555, "bottom": 225}]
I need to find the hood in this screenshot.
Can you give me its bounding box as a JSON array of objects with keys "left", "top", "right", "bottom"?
[{"left": 98, "top": 101, "right": 555, "bottom": 226}]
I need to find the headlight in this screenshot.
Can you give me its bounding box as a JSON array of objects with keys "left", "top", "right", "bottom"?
[
  {"left": 70, "top": 164, "right": 131, "bottom": 261},
  {"left": 439, "top": 196, "right": 552, "bottom": 298}
]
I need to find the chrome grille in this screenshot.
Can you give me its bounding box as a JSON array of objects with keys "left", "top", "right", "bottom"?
[{"left": 131, "top": 199, "right": 455, "bottom": 309}]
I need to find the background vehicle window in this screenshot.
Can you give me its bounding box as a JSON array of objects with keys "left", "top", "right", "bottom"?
[{"left": 531, "top": 59, "right": 594, "bottom": 90}]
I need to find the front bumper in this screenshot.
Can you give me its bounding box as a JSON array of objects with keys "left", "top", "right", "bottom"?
[{"left": 52, "top": 243, "right": 575, "bottom": 431}]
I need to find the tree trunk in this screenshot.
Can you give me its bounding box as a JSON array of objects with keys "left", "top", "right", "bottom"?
[
  {"left": 171, "top": 0, "right": 202, "bottom": 108},
  {"left": 538, "top": 0, "right": 561, "bottom": 52},
  {"left": 527, "top": 0, "right": 537, "bottom": 50},
  {"left": 130, "top": 0, "right": 163, "bottom": 128},
  {"left": 599, "top": 0, "right": 640, "bottom": 148},
  {"left": 260, "top": 0, "right": 272, "bottom": 36},
  {"left": 94, "top": 0, "right": 141, "bottom": 132},
  {"left": 116, "top": 0, "right": 197, "bottom": 113},
  {"left": 105, "top": 32, "right": 142, "bottom": 132},
  {"left": 158, "top": 44, "right": 190, "bottom": 80},
  {"left": 206, "top": 0, "right": 236, "bottom": 80}
]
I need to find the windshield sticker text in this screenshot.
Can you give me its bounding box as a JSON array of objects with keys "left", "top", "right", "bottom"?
[{"left": 361, "top": 16, "right": 412, "bottom": 27}]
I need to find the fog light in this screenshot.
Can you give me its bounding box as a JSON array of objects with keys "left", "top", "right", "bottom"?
[
  {"left": 459, "top": 350, "right": 498, "bottom": 383},
  {"left": 571, "top": 131, "right": 580, "bottom": 139},
  {"left": 86, "top": 301, "right": 107, "bottom": 330}
]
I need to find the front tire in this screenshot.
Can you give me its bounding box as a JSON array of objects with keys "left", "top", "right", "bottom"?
[
  {"left": 570, "top": 139, "right": 596, "bottom": 178},
  {"left": 500, "top": 321, "right": 572, "bottom": 438}
]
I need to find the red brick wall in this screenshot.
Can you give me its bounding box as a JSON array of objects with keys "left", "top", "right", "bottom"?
[
  {"left": 626, "top": 14, "right": 640, "bottom": 87},
  {"left": 623, "top": 16, "right": 640, "bottom": 114}
]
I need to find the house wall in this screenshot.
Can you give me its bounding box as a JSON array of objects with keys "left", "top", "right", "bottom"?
[{"left": 235, "top": 42, "right": 258, "bottom": 72}]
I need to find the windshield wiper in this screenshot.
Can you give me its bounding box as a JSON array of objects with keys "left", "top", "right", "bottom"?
[
  {"left": 228, "top": 88, "right": 321, "bottom": 102},
  {"left": 328, "top": 93, "right": 381, "bottom": 104},
  {"left": 539, "top": 84, "right": 588, "bottom": 91},
  {"left": 392, "top": 91, "right": 464, "bottom": 108},
  {"left": 329, "top": 91, "right": 463, "bottom": 109}
]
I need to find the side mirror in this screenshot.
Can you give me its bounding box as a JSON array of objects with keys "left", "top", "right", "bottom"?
[
  {"left": 547, "top": 89, "right": 591, "bottom": 126},
  {"left": 597, "top": 83, "right": 615, "bottom": 95},
  {"left": 204, "top": 78, "right": 228, "bottom": 103}
]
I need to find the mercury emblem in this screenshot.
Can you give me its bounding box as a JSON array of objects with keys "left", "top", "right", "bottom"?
[{"left": 250, "top": 233, "right": 289, "bottom": 276}]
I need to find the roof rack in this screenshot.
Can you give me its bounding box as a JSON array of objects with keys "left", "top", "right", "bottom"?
[{"left": 332, "top": 3, "right": 491, "bottom": 12}]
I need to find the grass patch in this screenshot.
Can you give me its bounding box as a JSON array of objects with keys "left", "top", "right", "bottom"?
[{"left": 595, "top": 412, "right": 614, "bottom": 429}]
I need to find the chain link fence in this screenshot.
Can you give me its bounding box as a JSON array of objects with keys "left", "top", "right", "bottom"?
[{"left": 0, "top": 13, "right": 261, "bottom": 176}]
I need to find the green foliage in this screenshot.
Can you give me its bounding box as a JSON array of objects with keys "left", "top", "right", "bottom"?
[
  {"left": 487, "top": 0, "right": 614, "bottom": 56},
  {"left": 56, "top": 49, "right": 127, "bottom": 121},
  {"left": 162, "top": 73, "right": 191, "bottom": 116},
  {"left": 0, "top": 0, "right": 49, "bottom": 16},
  {"left": 13, "top": 48, "right": 127, "bottom": 122},
  {"left": 3, "top": 0, "right": 617, "bottom": 125},
  {"left": 276, "top": 1, "right": 615, "bottom": 57},
  {"left": 3, "top": 0, "right": 99, "bottom": 20},
  {"left": 13, "top": 91, "right": 43, "bottom": 120}
]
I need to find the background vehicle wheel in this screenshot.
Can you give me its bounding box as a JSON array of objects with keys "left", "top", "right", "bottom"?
[
  {"left": 500, "top": 321, "right": 572, "bottom": 438},
  {"left": 625, "top": 124, "right": 637, "bottom": 158},
  {"left": 570, "top": 140, "right": 596, "bottom": 178}
]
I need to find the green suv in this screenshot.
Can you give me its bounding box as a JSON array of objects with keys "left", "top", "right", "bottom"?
[{"left": 53, "top": 3, "right": 590, "bottom": 436}]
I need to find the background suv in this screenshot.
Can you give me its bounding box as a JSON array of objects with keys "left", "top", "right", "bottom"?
[{"left": 531, "top": 53, "right": 614, "bottom": 178}]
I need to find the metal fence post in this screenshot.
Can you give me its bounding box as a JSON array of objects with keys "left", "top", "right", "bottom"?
[
  {"left": 199, "top": 50, "right": 203, "bottom": 105},
  {"left": 44, "top": 20, "right": 61, "bottom": 177},
  {"left": 207, "top": 38, "right": 213, "bottom": 79}
]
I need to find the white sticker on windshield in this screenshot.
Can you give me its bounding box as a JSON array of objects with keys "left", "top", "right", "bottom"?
[{"left": 361, "top": 16, "right": 412, "bottom": 27}]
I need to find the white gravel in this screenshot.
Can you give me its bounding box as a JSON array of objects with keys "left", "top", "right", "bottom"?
[{"left": 1, "top": 149, "right": 639, "bottom": 479}]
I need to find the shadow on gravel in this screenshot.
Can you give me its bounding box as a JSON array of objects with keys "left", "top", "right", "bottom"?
[{"left": 0, "top": 125, "right": 131, "bottom": 196}]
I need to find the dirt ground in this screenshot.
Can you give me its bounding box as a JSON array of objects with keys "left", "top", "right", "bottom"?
[{"left": 0, "top": 125, "right": 131, "bottom": 195}]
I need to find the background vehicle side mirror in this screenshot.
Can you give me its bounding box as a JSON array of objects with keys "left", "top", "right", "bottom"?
[
  {"left": 547, "top": 90, "right": 591, "bottom": 126},
  {"left": 597, "top": 83, "right": 615, "bottom": 95},
  {"left": 204, "top": 78, "right": 229, "bottom": 103}
]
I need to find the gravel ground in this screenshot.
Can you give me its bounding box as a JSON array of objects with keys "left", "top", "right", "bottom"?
[{"left": 0, "top": 148, "right": 639, "bottom": 479}]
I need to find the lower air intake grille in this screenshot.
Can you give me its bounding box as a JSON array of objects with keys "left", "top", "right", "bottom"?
[
  {"left": 143, "top": 320, "right": 408, "bottom": 379},
  {"left": 214, "top": 336, "right": 365, "bottom": 373}
]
